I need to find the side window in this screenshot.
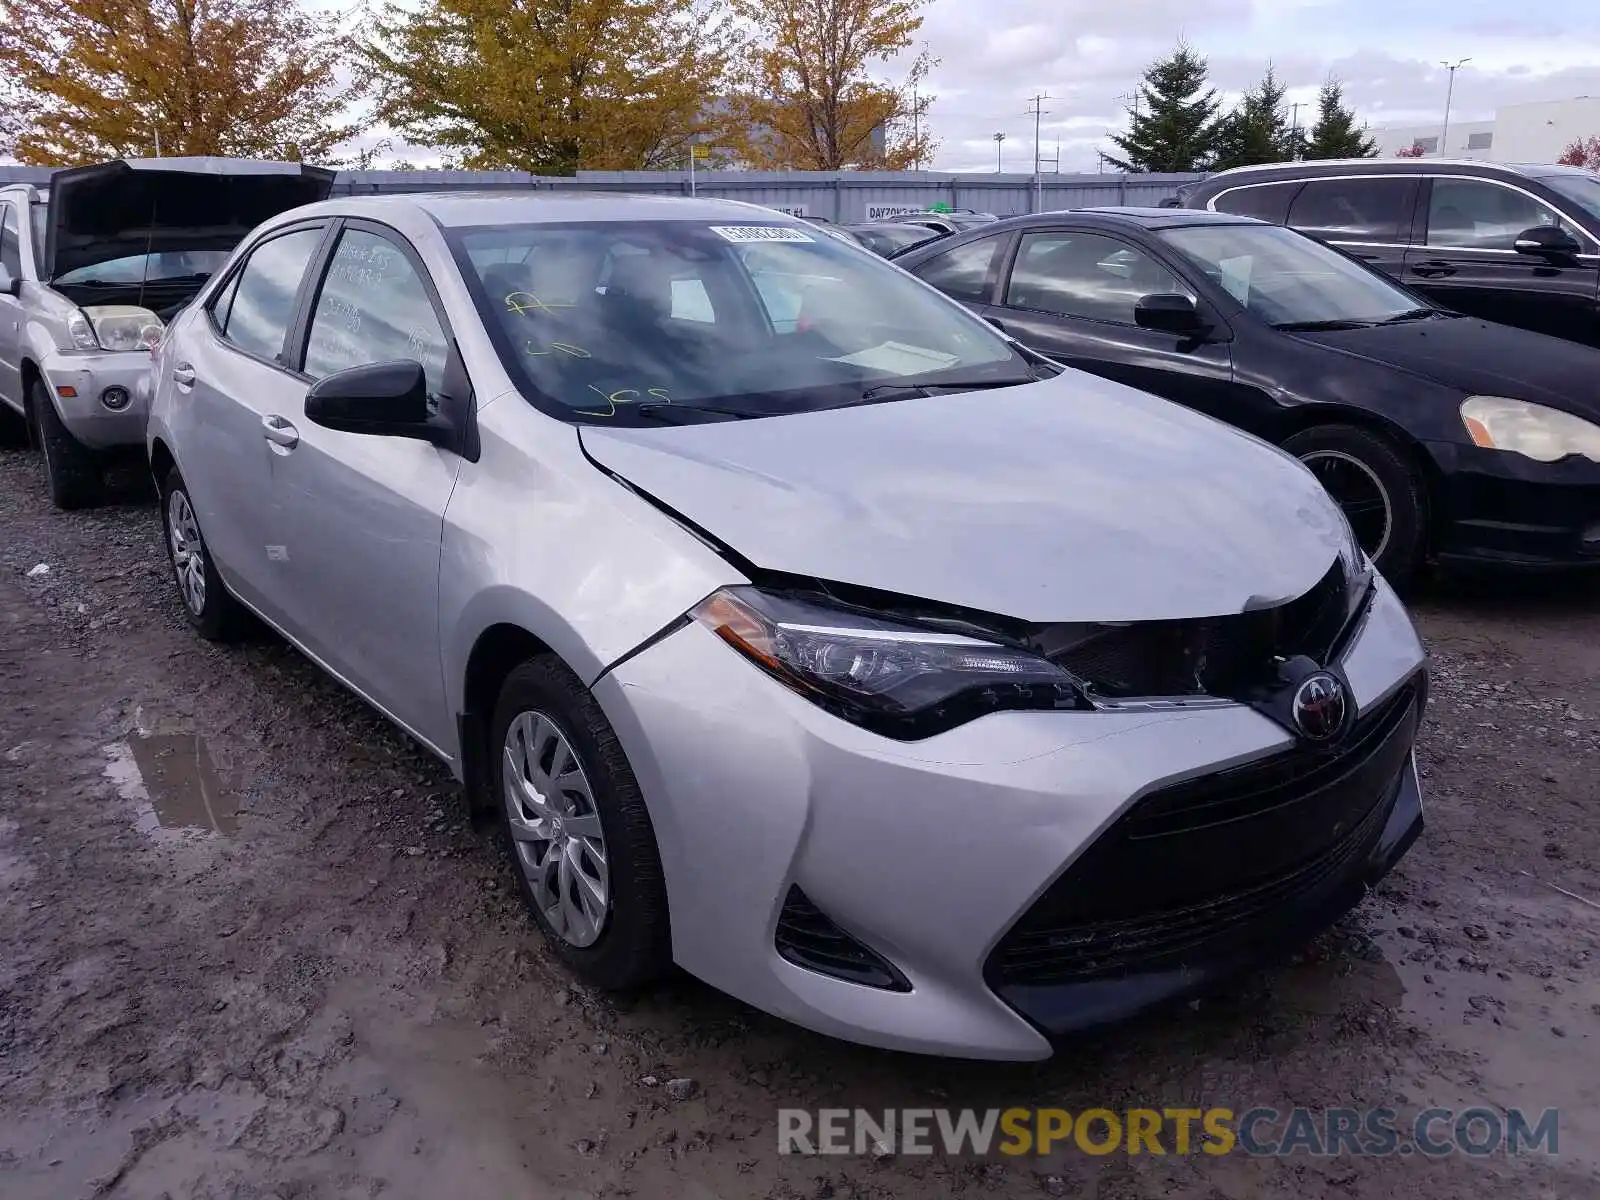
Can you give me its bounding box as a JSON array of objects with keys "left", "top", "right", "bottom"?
[
  {"left": 303, "top": 228, "right": 449, "bottom": 402},
  {"left": 1212, "top": 182, "right": 1299, "bottom": 224},
  {"left": 1005, "top": 231, "right": 1190, "bottom": 325},
  {"left": 215, "top": 227, "right": 324, "bottom": 362},
  {"left": 910, "top": 235, "right": 1004, "bottom": 302},
  {"left": 0, "top": 206, "right": 20, "bottom": 279},
  {"left": 1288, "top": 178, "right": 1414, "bottom": 243},
  {"left": 1426, "top": 178, "right": 1579, "bottom": 251}
]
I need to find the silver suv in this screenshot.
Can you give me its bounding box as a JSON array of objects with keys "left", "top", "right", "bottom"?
[{"left": 0, "top": 158, "right": 332, "bottom": 507}]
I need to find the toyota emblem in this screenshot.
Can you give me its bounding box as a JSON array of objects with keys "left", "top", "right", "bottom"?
[{"left": 1291, "top": 672, "right": 1348, "bottom": 742}]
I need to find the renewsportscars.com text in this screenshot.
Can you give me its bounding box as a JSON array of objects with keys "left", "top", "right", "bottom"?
[{"left": 778, "top": 1106, "right": 1560, "bottom": 1158}]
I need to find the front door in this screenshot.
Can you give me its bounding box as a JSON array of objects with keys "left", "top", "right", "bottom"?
[
  {"left": 983, "top": 228, "right": 1238, "bottom": 418},
  {"left": 0, "top": 202, "right": 25, "bottom": 410},
  {"left": 173, "top": 223, "right": 328, "bottom": 620},
  {"left": 1404, "top": 176, "right": 1600, "bottom": 345},
  {"left": 269, "top": 222, "right": 461, "bottom": 751}
]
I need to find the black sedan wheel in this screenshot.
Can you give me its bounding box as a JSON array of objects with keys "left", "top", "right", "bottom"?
[{"left": 1283, "top": 424, "right": 1426, "bottom": 587}]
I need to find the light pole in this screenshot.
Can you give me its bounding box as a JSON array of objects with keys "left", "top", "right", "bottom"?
[
  {"left": 1441, "top": 58, "right": 1471, "bottom": 155},
  {"left": 993, "top": 132, "right": 1006, "bottom": 172}
]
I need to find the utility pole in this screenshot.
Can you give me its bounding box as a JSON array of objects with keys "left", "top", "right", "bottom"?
[
  {"left": 992, "top": 131, "right": 1006, "bottom": 173},
  {"left": 1440, "top": 58, "right": 1471, "bottom": 155},
  {"left": 1289, "top": 101, "right": 1303, "bottom": 159},
  {"left": 1026, "top": 92, "right": 1050, "bottom": 213}
]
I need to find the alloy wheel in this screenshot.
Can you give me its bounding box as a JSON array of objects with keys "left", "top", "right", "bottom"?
[
  {"left": 1300, "top": 449, "right": 1393, "bottom": 565},
  {"left": 502, "top": 711, "right": 611, "bottom": 948},
  {"left": 167, "top": 489, "right": 208, "bottom": 616}
]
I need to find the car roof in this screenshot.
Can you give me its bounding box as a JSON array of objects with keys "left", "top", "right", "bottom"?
[
  {"left": 1072, "top": 205, "right": 1259, "bottom": 229},
  {"left": 294, "top": 190, "right": 798, "bottom": 228},
  {"left": 1191, "top": 159, "right": 1592, "bottom": 189}
]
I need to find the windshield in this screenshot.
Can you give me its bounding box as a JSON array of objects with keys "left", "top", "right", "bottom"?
[
  {"left": 53, "top": 248, "right": 233, "bottom": 287},
  {"left": 1542, "top": 173, "right": 1600, "bottom": 223},
  {"left": 1159, "top": 223, "right": 1428, "bottom": 328},
  {"left": 449, "top": 219, "right": 1029, "bottom": 424}
]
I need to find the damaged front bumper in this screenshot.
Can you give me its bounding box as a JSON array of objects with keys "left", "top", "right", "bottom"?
[{"left": 39, "top": 348, "right": 157, "bottom": 450}]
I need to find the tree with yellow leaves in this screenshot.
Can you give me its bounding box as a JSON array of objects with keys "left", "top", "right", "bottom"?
[
  {"left": 362, "top": 0, "right": 738, "bottom": 176},
  {"left": 726, "top": 0, "right": 936, "bottom": 170},
  {"left": 0, "top": 0, "right": 365, "bottom": 166}
]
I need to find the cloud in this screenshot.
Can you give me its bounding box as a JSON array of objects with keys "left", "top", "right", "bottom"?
[{"left": 910, "top": 0, "right": 1600, "bottom": 170}]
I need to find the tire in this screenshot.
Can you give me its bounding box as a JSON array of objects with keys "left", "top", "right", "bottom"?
[
  {"left": 159, "top": 467, "right": 248, "bottom": 642},
  {"left": 29, "top": 378, "right": 105, "bottom": 509},
  {"left": 1283, "top": 424, "right": 1427, "bottom": 588},
  {"left": 491, "top": 656, "right": 671, "bottom": 991}
]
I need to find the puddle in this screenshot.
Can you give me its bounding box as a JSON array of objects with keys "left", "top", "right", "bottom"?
[{"left": 105, "top": 735, "right": 239, "bottom": 836}]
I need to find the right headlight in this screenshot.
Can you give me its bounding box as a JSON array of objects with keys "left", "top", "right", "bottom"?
[
  {"left": 63, "top": 305, "right": 165, "bottom": 353},
  {"left": 691, "top": 586, "right": 1090, "bottom": 738},
  {"left": 1460, "top": 396, "right": 1600, "bottom": 464}
]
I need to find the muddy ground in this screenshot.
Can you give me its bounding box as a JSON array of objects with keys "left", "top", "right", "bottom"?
[{"left": 0, "top": 442, "right": 1596, "bottom": 1200}]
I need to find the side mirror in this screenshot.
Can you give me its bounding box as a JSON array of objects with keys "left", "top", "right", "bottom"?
[
  {"left": 0, "top": 266, "right": 19, "bottom": 297},
  {"left": 304, "top": 360, "right": 450, "bottom": 446},
  {"left": 1513, "top": 225, "right": 1582, "bottom": 258},
  {"left": 1135, "top": 293, "right": 1207, "bottom": 335}
]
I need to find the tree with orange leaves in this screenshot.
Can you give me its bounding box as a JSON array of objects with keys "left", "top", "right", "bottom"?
[
  {"left": 725, "top": 0, "right": 936, "bottom": 170},
  {"left": 0, "top": 0, "right": 365, "bottom": 166}
]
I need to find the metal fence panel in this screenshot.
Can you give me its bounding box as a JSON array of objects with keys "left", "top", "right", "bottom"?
[{"left": 1, "top": 163, "right": 1207, "bottom": 218}]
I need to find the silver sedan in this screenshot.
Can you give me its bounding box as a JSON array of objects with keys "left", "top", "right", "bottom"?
[{"left": 147, "top": 192, "right": 1427, "bottom": 1059}]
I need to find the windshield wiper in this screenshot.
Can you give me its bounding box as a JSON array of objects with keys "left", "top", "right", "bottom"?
[
  {"left": 632, "top": 402, "right": 756, "bottom": 423},
  {"left": 856, "top": 375, "right": 1040, "bottom": 402},
  {"left": 1271, "top": 319, "right": 1375, "bottom": 332},
  {"left": 1378, "top": 308, "right": 1439, "bottom": 325}
]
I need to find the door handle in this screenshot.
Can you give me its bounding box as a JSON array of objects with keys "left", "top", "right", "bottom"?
[
  {"left": 172, "top": 364, "right": 196, "bottom": 388},
  {"left": 1411, "top": 260, "right": 1457, "bottom": 279},
  {"left": 262, "top": 414, "right": 299, "bottom": 451}
]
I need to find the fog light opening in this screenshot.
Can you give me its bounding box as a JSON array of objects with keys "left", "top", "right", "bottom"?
[{"left": 101, "top": 386, "right": 131, "bottom": 412}]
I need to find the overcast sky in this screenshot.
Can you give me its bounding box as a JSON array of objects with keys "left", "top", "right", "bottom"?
[{"left": 918, "top": 0, "right": 1600, "bottom": 171}]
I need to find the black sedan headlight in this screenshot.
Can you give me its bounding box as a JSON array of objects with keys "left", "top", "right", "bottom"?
[{"left": 692, "top": 587, "right": 1090, "bottom": 738}]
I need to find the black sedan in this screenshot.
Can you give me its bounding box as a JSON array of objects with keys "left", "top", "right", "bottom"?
[{"left": 893, "top": 207, "right": 1600, "bottom": 585}]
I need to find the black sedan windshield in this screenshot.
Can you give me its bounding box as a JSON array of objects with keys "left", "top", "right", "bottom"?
[
  {"left": 449, "top": 220, "right": 1026, "bottom": 423},
  {"left": 1159, "top": 223, "right": 1430, "bottom": 328}
]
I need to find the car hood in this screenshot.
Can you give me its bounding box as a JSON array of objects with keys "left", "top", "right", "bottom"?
[
  {"left": 45, "top": 158, "right": 336, "bottom": 281},
  {"left": 1294, "top": 316, "right": 1600, "bottom": 420},
  {"left": 579, "top": 374, "right": 1350, "bottom": 623}
]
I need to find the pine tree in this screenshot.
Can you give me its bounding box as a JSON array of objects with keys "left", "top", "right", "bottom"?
[
  {"left": 1210, "top": 66, "right": 1291, "bottom": 170},
  {"left": 1304, "top": 79, "right": 1377, "bottom": 160},
  {"left": 1105, "top": 42, "right": 1222, "bottom": 173}
]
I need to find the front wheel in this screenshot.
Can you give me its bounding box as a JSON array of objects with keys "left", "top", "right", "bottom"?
[
  {"left": 491, "top": 656, "right": 671, "bottom": 991},
  {"left": 1283, "top": 424, "right": 1427, "bottom": 588},
  {"left": 30, "top": 379, "right": 104, "bottom": 509}
]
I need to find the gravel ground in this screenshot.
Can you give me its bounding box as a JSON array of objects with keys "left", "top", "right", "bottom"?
[{"left": 1, "top": 442, "right": 1597, "bottom": 1200}]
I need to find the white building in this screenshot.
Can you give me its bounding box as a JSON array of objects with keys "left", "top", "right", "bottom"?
[{"left": 1373, "top": 96, "right": 1600, "bottom": 163}]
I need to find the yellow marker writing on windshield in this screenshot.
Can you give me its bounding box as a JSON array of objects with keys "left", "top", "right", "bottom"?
[
  {"left": 579, "top": 384, "right": 643, "bottom": 417},
  {"left": 504, "top": 291, "right": 575, "bottom": 317},
  {"left": 525, "top": 339, "right": 591, "bottom": 358}
]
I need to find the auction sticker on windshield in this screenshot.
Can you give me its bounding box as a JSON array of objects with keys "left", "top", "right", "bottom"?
[{"left": 710, "top": 226, "right": 815, "bottom": 243}]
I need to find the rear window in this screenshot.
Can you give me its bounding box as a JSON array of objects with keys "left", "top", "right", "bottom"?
[
  {"left": 1211, "top": 182, "right": 1299, "bottom": 224},
  {"left": 1287, "top": 178, "right": 1416, "bottom": 243}
]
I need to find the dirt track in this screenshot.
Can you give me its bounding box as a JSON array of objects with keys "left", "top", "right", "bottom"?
[{"left": 1, "top": 443, "right": 1597, "bottom": 1199}]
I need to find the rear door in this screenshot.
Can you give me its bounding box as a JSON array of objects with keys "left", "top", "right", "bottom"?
[
  {"left": 173, "top": 222, "right": 329, "bottom": 619},
  {"left": 1207, "top": 180, "right": 1303, "bottom": 225},
  {"left": 977, "top": 226, "right": 1238, "bottom": 417},
  {"left": 1284, "top": 176, "right": 1419, "bottom": 279},
  {"left": 1403, "top": 175, "right": 1600, "bottom": 345}
]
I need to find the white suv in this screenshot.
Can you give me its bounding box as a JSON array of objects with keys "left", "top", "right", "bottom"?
[{"left": 0, "top": 158, "right": 331, "bottom": 507}]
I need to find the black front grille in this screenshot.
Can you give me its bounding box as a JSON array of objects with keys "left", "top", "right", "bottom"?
[
  {"left": 987, "top": 678, "right": 1420, "bottom": 988},
  {"left": 1040, "top": 559, "right": 1359, "bottom": 699},
  {"left": 775, "top": 887, "right": 910, "bottom": 991}
]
